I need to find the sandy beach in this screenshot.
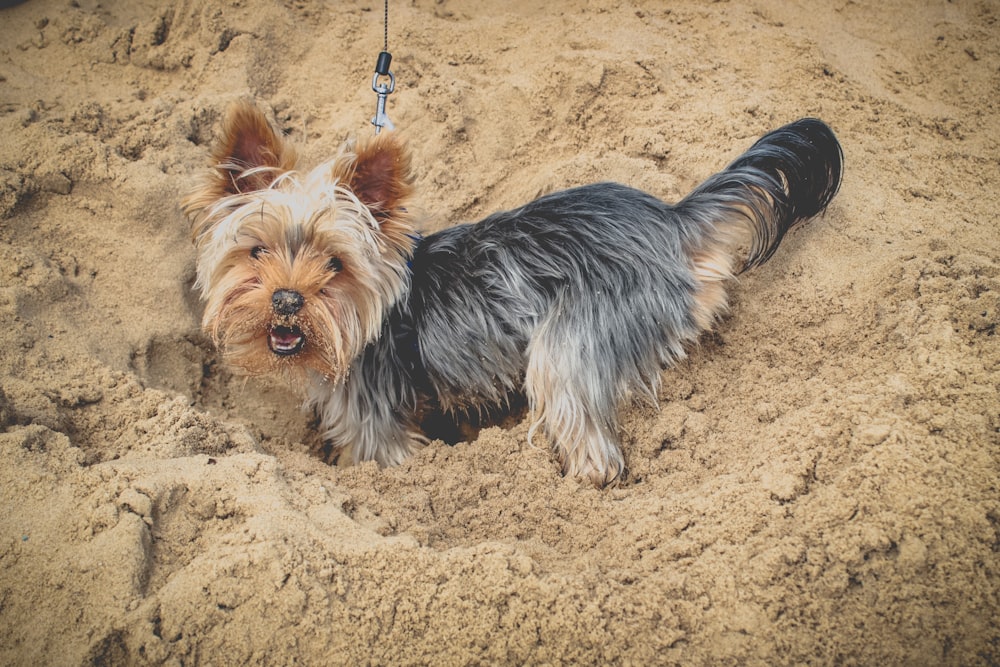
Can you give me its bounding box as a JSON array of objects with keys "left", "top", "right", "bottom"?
[{"left": 1, "top": 0, "right": 998, "bottom": 664}]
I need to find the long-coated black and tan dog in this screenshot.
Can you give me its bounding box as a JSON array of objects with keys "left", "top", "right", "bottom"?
[{"left": 184, "top": 102, "right": 842, "bottom": 486}]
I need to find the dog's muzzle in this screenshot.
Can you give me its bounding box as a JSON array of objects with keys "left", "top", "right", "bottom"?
[{"left": 269, "top": 289, "right": 306, "bottom": 355}]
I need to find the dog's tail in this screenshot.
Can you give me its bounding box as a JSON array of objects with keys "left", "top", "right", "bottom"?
[{"left": 676, "top": 118, "right": 843, "bottom": 328}]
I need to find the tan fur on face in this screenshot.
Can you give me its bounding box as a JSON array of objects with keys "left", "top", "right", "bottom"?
[{"left": 184, "top": 101, "right": 417, "bottom": 383}]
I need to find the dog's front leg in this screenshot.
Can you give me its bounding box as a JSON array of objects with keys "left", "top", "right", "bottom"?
[{"left": 307, "top": 367, "right": 425, "bottom": 468}]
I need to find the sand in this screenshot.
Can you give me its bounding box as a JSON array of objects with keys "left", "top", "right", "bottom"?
[{"left": 1, "top": 0, "right": 998, "bottom": 664}]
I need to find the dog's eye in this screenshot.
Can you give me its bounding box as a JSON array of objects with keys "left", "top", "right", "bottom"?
[
  {"left": 250, "top": 246, "right": 267, "bottom": 259},
  {"left": 326, "top": 257, "right": 344, "bottom": 273}
]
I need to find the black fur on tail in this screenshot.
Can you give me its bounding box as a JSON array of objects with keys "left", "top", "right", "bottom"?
[{"left": 678, "top": 118, "right": 844, "bottom": 272}]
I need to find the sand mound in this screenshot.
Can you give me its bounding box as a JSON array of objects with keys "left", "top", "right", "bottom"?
[{"left": 1, "top": 0, "right": 997, "bottom": 664}]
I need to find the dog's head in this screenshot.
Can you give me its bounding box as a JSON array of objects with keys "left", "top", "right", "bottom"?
[{"left": 183, "top": 101, "right": 416, "bottom": 382}]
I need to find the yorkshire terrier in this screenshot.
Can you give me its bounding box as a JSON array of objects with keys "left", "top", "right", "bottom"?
[{"left": 184, "top": 101, "right": 842, "bottom": 487}]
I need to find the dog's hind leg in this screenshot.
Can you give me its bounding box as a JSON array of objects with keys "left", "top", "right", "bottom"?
[{"left": 523, "top": 300, "right": 629, "bottom": 488}]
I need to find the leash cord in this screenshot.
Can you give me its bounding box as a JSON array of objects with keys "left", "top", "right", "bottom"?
[
  {"left": 371, "top": 0, "right": 395, "bottom": 133},
  {"left": 383, "top": 0, "right": 389, "bottom": 52}
]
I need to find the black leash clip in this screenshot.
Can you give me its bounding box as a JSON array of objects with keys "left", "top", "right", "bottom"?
[{"left": 371, "top": 51, "right": 395, "bottom": 134}]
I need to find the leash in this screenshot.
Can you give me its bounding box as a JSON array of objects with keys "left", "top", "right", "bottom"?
[{"left": 371, "top": 0, "right": 395, "bottom": 134}]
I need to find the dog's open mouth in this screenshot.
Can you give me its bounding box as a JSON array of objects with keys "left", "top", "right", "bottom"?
[{"left": 268, "top": 325, "right": 305, "bottom": 356}]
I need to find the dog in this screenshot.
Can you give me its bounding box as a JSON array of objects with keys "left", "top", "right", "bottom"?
[{"left": 183, "top": 101, "right": 842, "bottom": 487}]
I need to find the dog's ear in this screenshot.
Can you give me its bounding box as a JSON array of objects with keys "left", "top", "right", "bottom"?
[
  {"left": 182, "top": 101, "right": 298, "bottom": 244},
  {"left": 209, "top": 101, "right": 298, "bottom": 196},
  {"left": 342, "top": 132, "right": 414, "bottom": 221}
]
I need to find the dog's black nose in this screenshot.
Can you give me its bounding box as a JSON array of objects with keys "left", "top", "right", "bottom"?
[{"left": 272, "top": 289, "right": 304, "bottom": 316}]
